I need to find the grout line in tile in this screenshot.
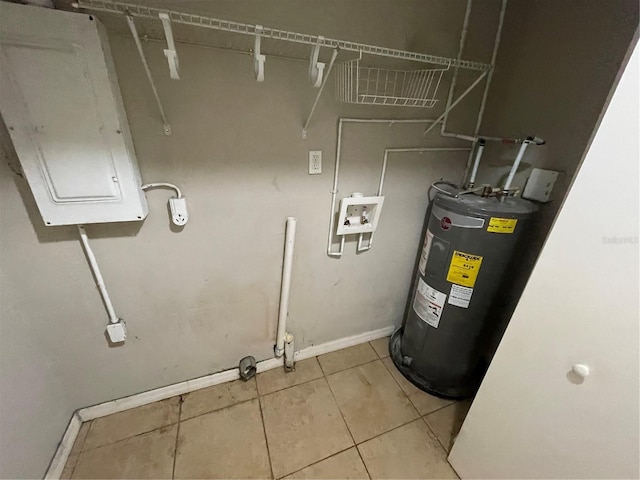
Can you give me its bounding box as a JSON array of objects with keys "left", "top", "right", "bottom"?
[
  {"left": 258, "top": 395, "right": 275, "bottom": 480},
  {"left": 66, "top": 420, "right": 92, "bottom": 479},
  {"left": 355, "top": 415, "right": 424, "bottom": 447},
  {"left": 368, "top": 340, "right": 389, "bottom": 360},
  {"left": 276, "top": 444, "right": 357, "bottom": 480},
  {"left": 421, "top": 399, "right": 458, "bottom": 417},
  {"left": 354, "top": 444, "right": 372, "bottom": 479},
  {"left": 317, "top": 349, "right": 380, "bottom": 376},
  {"left": 77, "top": 420, "right": 95, "bottom": 453},
  {"left": 324, "top": 372, "right": 358, "bottom": 448},
  {"left": 179, "top": 394, "right": 260, "bottom": 422},
  {"left": 322, "top": 357, "right": 381, "bottom": 378},
  {"left": 257, "top": 369, "right": 324, "bottom": 399},
  {"left": 179, "top": 390, "right": 260, "bottom": 422},
  {"left": 171, "top": 395, "right": 183, "bottom": 479},
  {"left": 420, "top": 415, "right": 451, "bottom": 455},
  {"left": 80, "top": 421, "right": 181, "bottom": 452},
  {"left": 379, "top": 354, "right": 455, "bottom": 417},
  {"left": 325, "top": 358, "right": 421, "bottom": 446},
  {"left": 80, "top": 396, "right": 183, "bottom": 452},
  {"left": 80, "top": 394, "right": 259, "bottom": 453}
]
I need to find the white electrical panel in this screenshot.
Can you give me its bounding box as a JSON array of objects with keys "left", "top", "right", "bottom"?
[{"left": 0, "top": 2, "right": 148, "bottom": 226}]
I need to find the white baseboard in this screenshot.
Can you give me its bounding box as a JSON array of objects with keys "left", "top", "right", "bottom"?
[
  {"left": 44, "top": 412, "right": 82, "bottom": 480},
  {"left": 44, "top": 325, "right": 395, "bottom": 479},
  {"left": 294, "top": 325, "right": 395, "bottom": 360}
]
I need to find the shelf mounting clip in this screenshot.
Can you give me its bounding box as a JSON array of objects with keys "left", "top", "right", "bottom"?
[
  {"left": 159, "top": 13, "right": 180, "bottom": 80},
  {"left": 309, "top": 36, "right": 325, "bottom": 88},
  {"left": 254, "top": 25, "right": 265, "bottom": 82}
]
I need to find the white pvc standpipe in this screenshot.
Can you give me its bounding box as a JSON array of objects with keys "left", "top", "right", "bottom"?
[
  {"left": 467, "top": 141, "right": 485, "bottom": 187},
  {"left": 276, "top": 217, "right": 297, "bottom": 357},
  {"left": 502, "top": 141, "right": 530, "bottom": 194},
  {"left": 77, "top": 225, "right": 119, "bottom": 324}
]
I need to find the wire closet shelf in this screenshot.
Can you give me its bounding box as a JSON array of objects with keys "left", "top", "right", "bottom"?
[
  {"left": 74, "top": 0, "right": 492, "bottom": 71},
  {"left": 336, "top": 58, "right": 449, "bottom": 108}
]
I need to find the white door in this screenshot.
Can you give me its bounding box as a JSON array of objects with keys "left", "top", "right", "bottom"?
[{"left": 448, "top": 41, "right": 639, "bottom": 479}]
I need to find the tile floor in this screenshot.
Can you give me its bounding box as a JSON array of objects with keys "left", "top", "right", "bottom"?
[{"left": 62, "top": 338, "right": 471, "bottom": 479}]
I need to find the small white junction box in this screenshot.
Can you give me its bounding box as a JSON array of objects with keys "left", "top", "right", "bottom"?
[
  {"left": 522, "top": 168, "right": 560, "bottom": 203},
  {"left": 106, "top": 320, "right": 127, "bottom": 343}
]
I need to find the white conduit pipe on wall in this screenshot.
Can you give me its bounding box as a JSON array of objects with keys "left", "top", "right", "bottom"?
[
  {"left": 467, "top": 139, "right": 485, "bottom": 188},
  {"left": 77, "top": 225, "right": 119, "bottom": 324},
  {"left": 328, "top": 118, "right": 441, "bottom": 257},
  {"left": 141, "top": 182, "right": 182, "bottom": 198},
  {"left": 276, "top": 217, "right": 297, "bottom": 359},
  {"left": 356, "top": 146, "right": 472, "bottom": 252}
]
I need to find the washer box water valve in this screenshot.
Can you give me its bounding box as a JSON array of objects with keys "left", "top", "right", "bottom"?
[{"left": 336, "top": 193, "right": 384, "bottom": 235}]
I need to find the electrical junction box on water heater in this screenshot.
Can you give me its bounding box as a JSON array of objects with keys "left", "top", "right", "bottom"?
[{"left": 0, "top": 2, "right": 148, "bottom": 226}]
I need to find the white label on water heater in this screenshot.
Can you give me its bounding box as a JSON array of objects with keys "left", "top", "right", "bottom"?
[
  {"left": 413, "top": 278, "right": 446, "bottom": 328},
  {"left": 418, "top": 230, "right": 434, "bottom": 276},
  {"left": 448, "top": 284, "right": 473, "bottom": 308}
]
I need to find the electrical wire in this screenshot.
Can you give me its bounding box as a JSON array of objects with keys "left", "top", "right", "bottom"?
[{"left": 141, "top": 182, "right": 182, "bottom": 198}]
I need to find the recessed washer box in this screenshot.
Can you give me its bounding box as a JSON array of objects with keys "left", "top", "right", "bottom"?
[
  {"left": 336, "top": 195, "right": 384, "bottom": 235},
  {"left": 0, "top": 2, "right": 148, "bottom": 226}
]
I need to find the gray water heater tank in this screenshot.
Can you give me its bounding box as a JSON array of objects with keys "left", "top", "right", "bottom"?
[{"left": 390, "top": 191, "right": 538, "bottom": 398}]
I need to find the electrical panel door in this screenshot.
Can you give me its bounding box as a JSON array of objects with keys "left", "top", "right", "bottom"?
[{"left": 0, "top": 2, "right": 148, "bottom": 226}]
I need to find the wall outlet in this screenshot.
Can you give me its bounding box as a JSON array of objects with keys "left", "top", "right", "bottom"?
[
  {"left": 309, "top": 150, "right": 322, "bottom": 175},
  {"left": 169, "top": 196, "right": 188, "bottom": 226}
]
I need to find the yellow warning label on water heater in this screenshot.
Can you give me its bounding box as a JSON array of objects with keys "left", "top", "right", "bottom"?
[
  {"left": 447, "top": 251, "right": 483, "bottom": 288},
  {"left": 487, "top": 217, "right": 518, "bottom": 234}
]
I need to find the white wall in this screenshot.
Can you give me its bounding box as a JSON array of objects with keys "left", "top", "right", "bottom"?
[{"left": 449, "top": 38, "right": 639, "bottom": 479}]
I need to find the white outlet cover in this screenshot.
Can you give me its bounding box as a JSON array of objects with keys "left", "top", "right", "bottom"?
[{"left": 309, "top": 150, "right": 322, "bottom": 175}]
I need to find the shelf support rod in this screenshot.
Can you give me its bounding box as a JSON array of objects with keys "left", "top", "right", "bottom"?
[
  {"left": 126, "top": 14, "right": 172, "bottom": 135},
  {"left": 302, "top": 48, "right": 339, "bottom": 139},
  {"left": 441, "top": 0, "right": 473, "bottom": 135},
  {"left": 423, "top": 69, "right": 488, "bottom": 136}
]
